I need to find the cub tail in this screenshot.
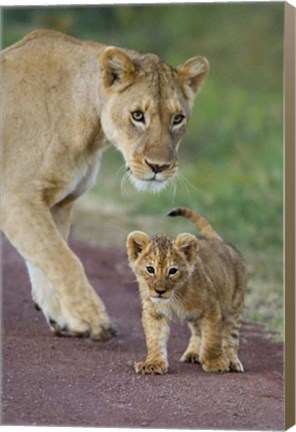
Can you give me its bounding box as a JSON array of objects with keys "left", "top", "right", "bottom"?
[{"left": 168, "top": 207, "right": 222, "bottom": 241}]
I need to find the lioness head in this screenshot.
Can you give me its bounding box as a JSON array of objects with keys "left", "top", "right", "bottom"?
[
  {"left": 99, "top": 48, "right": 209, "bottom": 192},
  {"left": 127, "top": 231, "right": 198, "bottom": 302}
]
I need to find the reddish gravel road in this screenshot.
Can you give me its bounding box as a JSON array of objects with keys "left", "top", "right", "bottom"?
[{"left": 1, "top": 235, "right": 284, "bottom": 429}]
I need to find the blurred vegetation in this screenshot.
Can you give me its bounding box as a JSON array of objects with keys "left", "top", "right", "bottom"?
[{"left": 2, "top": 4, "right": 284, "bottom": 339}]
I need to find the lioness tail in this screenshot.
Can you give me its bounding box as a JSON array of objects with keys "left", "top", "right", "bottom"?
[{"left": 168, "top": 207, "right": 221, "bottom": 240}]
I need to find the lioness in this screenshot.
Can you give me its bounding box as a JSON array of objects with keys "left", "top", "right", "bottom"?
[
  {"left": 1, "top": 30, "right": 209, "bottom": 340},
  {"left": 127, "top": 208, "right": 246, "bottom": 374}
]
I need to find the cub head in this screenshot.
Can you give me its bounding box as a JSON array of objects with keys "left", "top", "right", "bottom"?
[
  {"left": 99, "top": 47, "right": 209, "bottom": 193},
  {"left": 127, "top": 231, "right": 198, "bottom": 302}
]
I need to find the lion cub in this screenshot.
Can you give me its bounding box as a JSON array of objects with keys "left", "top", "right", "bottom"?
[{"left": 127, "top": 207, "right": 247, "bottom": 374}]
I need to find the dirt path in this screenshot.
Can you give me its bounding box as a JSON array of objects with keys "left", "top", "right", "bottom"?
[{"left": 1, "top": 235, "right": 284, "bottom": 429}]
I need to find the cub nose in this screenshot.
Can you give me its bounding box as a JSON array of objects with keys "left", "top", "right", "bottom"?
[
  {"left": 154, "top": 287, "right": 167, "bottom": 295},
  {"left": 145, "top": 159, "right": 170, "bottom": 174}
]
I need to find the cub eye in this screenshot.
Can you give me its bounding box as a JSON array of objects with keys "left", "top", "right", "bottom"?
[
  {"left": 146, "top": 266, "right": 155, "bottom": 274},
  {"left": 172, "top": 114, "right": 185, "bottom": 126},
  {"left": 131, "top": 111, "right": 145, "bottom": 123},
  {"left": 168, "top": 267, "right": 178, "bottom": 275}
]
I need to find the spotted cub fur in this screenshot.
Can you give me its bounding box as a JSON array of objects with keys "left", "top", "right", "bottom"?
[{"left": 127, "top": 207, "right": 247, "bottom": 374}]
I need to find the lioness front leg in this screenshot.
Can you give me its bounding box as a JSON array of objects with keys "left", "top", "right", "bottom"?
[
  {"left": 135, "top": 309, "right": 169, "bottom": 375},
  {"left": 2, "top": 197, "right": 115, "bottom": 340},
  {"left": 27, "top": 202, "right": 73, "bottom": 332},
  {"left": 26, "top": 262, "right": 66, "bottom": 332}
]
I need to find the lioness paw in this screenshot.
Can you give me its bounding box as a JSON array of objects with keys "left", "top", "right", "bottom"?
[
  {"left": 135, "top": 360, "right": 168, "bottom": 375},
  {"left": 180, "top": 351, "right": 200, "bottom": 364},
  {"left": 90, "top": 322, "right": 116, "bottom": 342},
  {"left": 50, "top": 316, "right": 116, "bottom": 341},
  {"left": 52, "top": 319, "right": 116, "bottom": 341}
]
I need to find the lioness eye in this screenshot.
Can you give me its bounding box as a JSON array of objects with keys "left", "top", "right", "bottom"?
[
  {"left": 131, "top": 111, "right": 145, "bottom": 123},
  {"left": 146, "top": 266, "right": 155, "bottom": 274},
  {"left": 168, "top": 267, "right": 178, "bottom": 275},
  {"left": 172, "top": 114, "right": 185, "bottom": 126}
]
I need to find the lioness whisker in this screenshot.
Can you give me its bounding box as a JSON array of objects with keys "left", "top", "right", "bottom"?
[
  {"left": 177, "top": 171, "right": 202, "bottom": 194},
  {"left": 120, "top": 172, "right": 130, "bottom": 197},
  {"left": 116, "top": 163, "right": 128, "bottom": 180},
  {"left": 170, "top": 176, "right": 177, "bottom": 204}
]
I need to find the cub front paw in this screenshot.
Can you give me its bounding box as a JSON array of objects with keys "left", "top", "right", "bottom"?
[
  {"left": 135, "top": 360, "right": 168, "bottom": 375},
  {"left": 201, "top": 356, "right": 230, "bottom": 373},
  {"left": 180, "top": 351, "right": 200, "bottom": 364},
  {"left": 229, "top": 356, "right": 244, "bottom": 372}
]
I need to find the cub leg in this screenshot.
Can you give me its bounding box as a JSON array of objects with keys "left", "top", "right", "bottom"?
[
  {"left": 2, "top": 196, "right": 114, "bottom": 341},
  {"left": 199, "top": 308, "right": 229, "bottom": 373},
  {"left": 180, "top": 320, "right": 201, "bottom": 363},
  {"left": 223, "top": 310, "right": 244, "bottom": 372},
  {"left": 135, "top": 309, "right": 169, "bottom": 375}
]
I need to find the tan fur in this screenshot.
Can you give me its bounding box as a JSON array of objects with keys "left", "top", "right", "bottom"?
[
  {"left": 1, "top": 30, "right": 209, "bottom": 339},
  {"left": 127, "top": 208, "right": 247, "bottom": 374},
  {"left": 168, "top": 207, "right": 222, "bottom": 240}
]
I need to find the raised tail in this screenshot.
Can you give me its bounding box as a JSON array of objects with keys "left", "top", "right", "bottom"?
[{"left": 168, "top": 207, "right": 222, "bottom": 240}]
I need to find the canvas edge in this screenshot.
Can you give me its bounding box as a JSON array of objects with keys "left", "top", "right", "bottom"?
[{"left": 285, "top": 1, "right": 296, "bottom": 430}]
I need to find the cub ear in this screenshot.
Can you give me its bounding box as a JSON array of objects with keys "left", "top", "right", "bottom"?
[
  {"left": 99, "top": 47, "right": 136, "bottom": 89},
  {"left": 175, "top": 233, "right": 198, "bottom": 265},
  {"left": 177, "top": 56, "right": 209, "bottom": 97},
  {"left": 127, "top": 231, "right": 150, "bottom": 263}
]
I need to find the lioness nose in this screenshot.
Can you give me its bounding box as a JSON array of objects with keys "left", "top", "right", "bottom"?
[{"left": 145, "top": 159, "right": 170, "bottom": 174}]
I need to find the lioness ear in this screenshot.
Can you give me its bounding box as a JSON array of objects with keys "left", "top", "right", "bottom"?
[
  {"left": 100, "top": 47, "right": 135, "bottom": 89},
  {"left": 127, "top": 231, "right": 150, "bottom": 263},
  {"left": 177, "top": 56, "right": 209, "bottom": 96},
  {"left": 175, "top": 233, "right": 198, "bottom": 265}
]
